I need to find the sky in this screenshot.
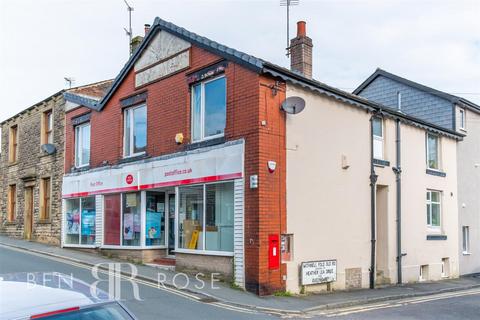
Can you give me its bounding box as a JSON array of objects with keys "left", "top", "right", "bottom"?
[{"left": 0, "top": 0, "right": 479, "bottom": 122}]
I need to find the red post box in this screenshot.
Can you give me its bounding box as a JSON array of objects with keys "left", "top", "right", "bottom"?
[{"left": 268, "top": 234, "right": 280, "bottom": 269}]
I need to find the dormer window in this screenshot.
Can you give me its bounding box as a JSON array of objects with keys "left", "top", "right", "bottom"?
[{"left": 459, "top": 108, "right": 466, "bottom": 130}]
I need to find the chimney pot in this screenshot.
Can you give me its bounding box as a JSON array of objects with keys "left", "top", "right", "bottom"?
[
  {"left": 144, "top": 24, "right": 151, "bottom": 35},
  {"left": 297, "top": 21, "right": 306, "bottom": 37}
]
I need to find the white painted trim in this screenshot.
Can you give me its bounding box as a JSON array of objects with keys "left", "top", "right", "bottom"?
[
  {"left": 175, "top": 249, "right": 234, "bottom": 257},
  {"left": 100, "top": 245, "right": 167, "bottom": 250}
]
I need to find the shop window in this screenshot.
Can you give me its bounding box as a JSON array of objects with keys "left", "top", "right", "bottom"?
[
  {"left": 124, "top": 105, "right": 147, "bottom": 157},
  {"left": 42, "top": 110, "right": 53, "bottom": 145},
  {"left": 146, "top": 192, "right": 165, "bottom": 246},
  {"left": 40, "top": 177, "right": 51, "bottom": 220},
  {"left": 178, "top": 182, "right": 234, "bottom": 253},
  {"left": 205, "top": 182, "right": 234, "bottom": 252},
  {"left": 104, "top": 194, "right": 121, "bottom": 245},
  {"left": 178, "top": 185, "right": 204, "bottom": 249},
  {"left": 7, "top": 185, "right": 16, "bottom": 222},
  {"left": 9, "top": 125, "right": 18, "bottom": 163},
  {"left": 191, "top": 76, "right": 226, "bottom": 142},
  {"left": 372, "top": 117, "right": 384, "bottom": 160},
  {"left": 75, "top": 123, "right": 91, "bottom": 167},
  {"left": 426, "top": 133, "right": 440, "bottom": 170},
  {"left": 65, "top": 197, "right": 96, "bottom": 245},
  {"left": 122, "top": 192, "right": 141, "bottom": 246},
  {"left": 426, "top": 190, "right": 441, "bottom": 229}
]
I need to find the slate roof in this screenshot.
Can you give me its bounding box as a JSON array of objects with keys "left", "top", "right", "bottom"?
[
  {"left": 353, "top": 68, "right": 480, "bottom": 113},
  {"left": 63, "top": 79, "right": 113, "bottom": 109},
  {"left": 89, "top": 17, "right": 463, "bottom": 139}
]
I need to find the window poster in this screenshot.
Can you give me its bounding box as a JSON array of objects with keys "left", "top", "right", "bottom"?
[
  {"left": 133, "top": 212, "right": 141, "bottom": 233},
  {"left": 126, "top": 193, "right": 137, "bottom": 207},
  {"left": 66, "top": 209, "right": 80, "bottom": 234},
  {"left": 81, "top": 209, "right": 95, "bottom": 236},
  {"left": 124, "top": 213, "right": 134, "bottom": 240},
  {"left": 146, "top": 210, "right": 161, "bottom": 239}
]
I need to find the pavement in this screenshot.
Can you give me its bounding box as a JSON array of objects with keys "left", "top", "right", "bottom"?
[{"left": 1, "top": 235, "right": 480, "bottom": 317}]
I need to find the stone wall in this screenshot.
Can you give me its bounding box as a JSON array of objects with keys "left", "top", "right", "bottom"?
[{"left": 0, "top": 93, "right": 65, "bottom": 245}]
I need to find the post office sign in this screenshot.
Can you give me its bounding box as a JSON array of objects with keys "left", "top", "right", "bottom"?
[{"left": 301, "top": 260, "right": 337, "bottom": 285}]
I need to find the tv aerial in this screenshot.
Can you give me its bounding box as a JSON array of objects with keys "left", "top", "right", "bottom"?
[
  {"left": 123, "top": 0, "right": 134, "bottom": 55},
  {"left": 64, "top": 77, "right": 75, "bottom": 89},
  {"left": 280, "top": 0, "right": 300, "bottom": 56}
]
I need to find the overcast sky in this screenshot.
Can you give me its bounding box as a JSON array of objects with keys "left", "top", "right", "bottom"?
[{"left": 0, "top": 0, "right": 479, "bottom": 122}]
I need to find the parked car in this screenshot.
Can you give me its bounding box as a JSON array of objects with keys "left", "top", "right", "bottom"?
[{"left": 0, "top": 272, "right": 136, "bottom": 319}]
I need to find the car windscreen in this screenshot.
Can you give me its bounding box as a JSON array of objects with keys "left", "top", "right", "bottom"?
[{"left": 37, "top": 303, "right": 134, "bottom": 320}]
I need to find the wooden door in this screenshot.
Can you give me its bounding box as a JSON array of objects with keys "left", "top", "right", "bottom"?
[{"left": 24, "top": 187, "right": 34, "bottom": 240}]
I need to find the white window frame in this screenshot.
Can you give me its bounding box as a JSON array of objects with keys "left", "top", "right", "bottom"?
[
  {"left": 372, "top": 117, "right": 384, "bottom": 160},
  {"left": 459, "top": 108, "right": 466, "bottom": 131},
  {"left": 426, "top": 133, "right": 440, "bottom": 170},
  {"left": 462, "top": 226, "right": 470, "bottom": 254},
  {"left": 191, "top": 75, "right": 226, "bottom": 142},
  {"left": 175, "top": 180, "right": 235, "bottom": 256},
  {"left": 75, "top": 122, "right": 90, "bottom": 168},
  {"left": 426, "top": 190, "right": 442, "bottom": 231},
  {"left": 123, "top": 104, "right": 147, "bottom": 158}
]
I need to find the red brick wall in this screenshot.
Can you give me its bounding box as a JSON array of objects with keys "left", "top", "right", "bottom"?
[{"left": 64, "top": 44, "right": 287, "bottom": 295}]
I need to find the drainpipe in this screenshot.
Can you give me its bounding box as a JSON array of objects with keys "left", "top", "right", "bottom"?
[
  {"left": 369, "top": 114, "right": 379, "bottom": 289},
  {"left": 393, "top": 118, "right": 403, "bottom": 284}
]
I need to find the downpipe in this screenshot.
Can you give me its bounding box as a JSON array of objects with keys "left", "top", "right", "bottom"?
[
  {"left": 393, "top": 118, "right": 404, "bottom": 284},
  {"left": 369, "top": 114, "right": 378, "bottom": 289}
]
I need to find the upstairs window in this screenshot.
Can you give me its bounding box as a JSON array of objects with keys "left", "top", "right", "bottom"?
[
  {"left": 42, "top": 110, "right": 53, "bottom": 144},
  {"left": 426, "top": 190, "right": 441, "bottom": 229},
  {"left": 124, "top": 105, "right": 147, "bottom": 157},
  {"left": 459, "top": 108, "right": 466, "bottom": 130},
  {"left": 192, "top": 76, "right": 226, "bottom": 142},
  {"left": 426, "top": 133, "right": 440, "bottom": 170},
  {"left": 9, "top": 125, "right": 18, "bottom": 163},
  {"left": 372, "top": 117, "right": 384, "bottom": 160},
  {"left": 75, "top": 123, "right": 91, "bottom": 167}
]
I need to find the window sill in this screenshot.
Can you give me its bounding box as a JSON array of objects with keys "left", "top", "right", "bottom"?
[
  {"left": 373, "top": 158, "right": 390, "bottom": 167},
  {"left": 462, "top": 252, "right": 471, "bottom": 256},
  {"left": 119, "top": 153, "right": 149, "bottom": 164},
  {"left": 426, "top": 169, "right": 446, "bottom": 177},
  {"left": 37, "top": 219, "right": 51, "bottom": 224},
  {"left": 8, "top": 161, "right": 18, "bottom": 167},
  {"left": 185, "top": 136, "right": 225, "bottom": 151},
  {"left": 71, "top": 165, "right": 90, "bottom": 173},
  {"left": 4, "top": 221, "right": 17, "bottom": 226},
  {"left": 426, "top": 234, "right": 447, "bottom": 240}
]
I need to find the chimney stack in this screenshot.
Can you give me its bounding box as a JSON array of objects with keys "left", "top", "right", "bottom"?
[
  {"left": 144, "top": 24, "right": 151, "bottom": 36},
  {"left": 290, "top": 21, "right": 313, "bottom": 78}
]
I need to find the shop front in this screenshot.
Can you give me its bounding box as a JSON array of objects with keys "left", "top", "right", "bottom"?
[{"left": 61, "top": 140, "right": 245, "bottom": 285}]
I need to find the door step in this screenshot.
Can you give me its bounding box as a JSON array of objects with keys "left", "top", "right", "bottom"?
[{"left": 147, "top": 257, "right": 176, "bottom": 271}]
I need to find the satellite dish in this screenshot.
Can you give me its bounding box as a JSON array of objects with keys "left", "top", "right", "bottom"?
[
  {"left": 41, "top": 144, "right": 57, "bottom": 155},
  {"left": 281, "top": 96, "right": 306, "bottom": 114}
]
